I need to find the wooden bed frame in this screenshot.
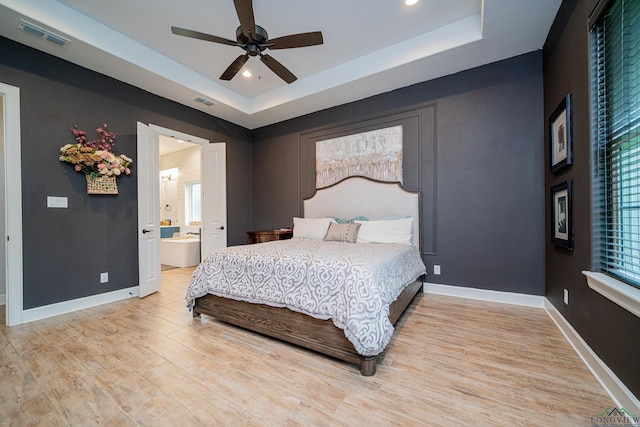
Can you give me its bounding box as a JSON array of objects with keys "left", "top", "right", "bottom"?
[{"left": 192, "top": 176, "right": 424, "bottom": 375}]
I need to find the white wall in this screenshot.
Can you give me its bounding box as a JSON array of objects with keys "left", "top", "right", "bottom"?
[{"left": 160, "top": 178, "right": 179, "bottom": 224}]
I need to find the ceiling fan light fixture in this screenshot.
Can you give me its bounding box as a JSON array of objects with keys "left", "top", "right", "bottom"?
[
  {"left": 171, "top": 0, "right": 323, "bottom": 84},
  {"left": 404, "top": 0, "right": 420, "bottom": 6},
  {"left": 242, "top": 70, "right": 252, "bottom": 78}
]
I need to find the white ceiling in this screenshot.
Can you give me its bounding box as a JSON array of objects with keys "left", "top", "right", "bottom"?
[{"left": 0, "top": 0, "right": 561, "bottom": 130}]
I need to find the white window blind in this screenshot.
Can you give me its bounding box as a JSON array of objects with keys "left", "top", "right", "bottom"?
[{"left": 594, "top": 0, "right": 640, "bottom": 288}]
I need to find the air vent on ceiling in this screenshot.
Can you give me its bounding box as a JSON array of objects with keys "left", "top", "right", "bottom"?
[
  {"left": 18, "top": 19, "right": 70, "bottom": 48},
  {"left": 194, "top": 96, "right": 215, "bottom": 107}
]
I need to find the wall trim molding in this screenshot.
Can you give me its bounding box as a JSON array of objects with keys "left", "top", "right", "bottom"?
[
  {"left": 582, "top": 271, "right": 640, "bottom": 319},
  {"left": 423, "top": 282, "right": 544, "bottom": 307},
  {"left": 544, "top": 298, "right": 640, "bottom": 417},
  {"left": 21, "top": 287, "right": 139, "bottom": 325},
  {"left": 298, "top": 104, "right": 437, "bottom": 255}
]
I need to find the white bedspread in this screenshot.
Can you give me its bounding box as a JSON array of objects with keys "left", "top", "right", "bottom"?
[{"left": 186, "top": 238, "right": 426, "bottom": 356}]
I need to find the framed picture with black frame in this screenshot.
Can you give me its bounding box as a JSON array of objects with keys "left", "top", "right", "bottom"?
[
  {"left": 549, "top": 94, "right": 573, "bottom": 173},
  {"left": 551, "top": 179, "right": 573, "bottom": 250}
]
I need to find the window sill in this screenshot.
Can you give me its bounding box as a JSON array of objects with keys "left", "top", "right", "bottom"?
[{"left": 582, "top": 271, "right": 640, "bottom": 319}]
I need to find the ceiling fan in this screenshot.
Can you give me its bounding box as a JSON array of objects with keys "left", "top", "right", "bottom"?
[{"left": 171, "top": 0, "right": 324, "bottom": 84}]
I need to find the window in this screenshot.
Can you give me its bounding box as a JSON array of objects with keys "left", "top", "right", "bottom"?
[
  {"left": 185, "top": 180, "right": 201, "bottom": 224},
  {"left": 593, "top": 0, "right": 640, "bottom": 288}
]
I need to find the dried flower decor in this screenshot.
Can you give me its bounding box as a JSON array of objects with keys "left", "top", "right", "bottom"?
[{"left": 59, "top": 123, "right": 133, "bottom": 178}]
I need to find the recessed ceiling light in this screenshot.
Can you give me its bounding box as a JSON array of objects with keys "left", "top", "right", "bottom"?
[
  {"left": 404, "top": 0, "right": 419, "bottom": 6},
  {"left": 242, "top": 70, "right": 252, "bottom": 78}
]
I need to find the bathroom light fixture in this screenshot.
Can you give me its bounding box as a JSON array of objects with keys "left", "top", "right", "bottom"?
[{"left": 160, "top": 168, "right": 180, "bottom": 181}]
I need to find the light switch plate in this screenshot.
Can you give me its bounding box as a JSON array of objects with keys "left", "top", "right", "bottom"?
[{"left": 47, "top": 196, "right": 68, "bottom": 208}]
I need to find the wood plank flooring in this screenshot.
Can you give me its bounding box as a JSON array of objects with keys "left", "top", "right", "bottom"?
[{"left": 1, "top": 268, "right": 613, "bottom": 426}]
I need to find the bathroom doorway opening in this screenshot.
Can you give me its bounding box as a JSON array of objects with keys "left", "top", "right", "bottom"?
[
  {"left": 159, "top": 135, "right": 202, "bottom": 271},
  {"left": 137, "top": 123, "right": 226, "bottom": 298}
]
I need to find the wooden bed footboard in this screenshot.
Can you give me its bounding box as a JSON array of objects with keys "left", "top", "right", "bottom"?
[{"left": 192, "top": 280, "right": 423, "bottom": 376}]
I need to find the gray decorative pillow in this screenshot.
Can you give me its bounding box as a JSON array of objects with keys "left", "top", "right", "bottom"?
[{"left": 324, "top": 222, "right": 361, "bottom": 243}]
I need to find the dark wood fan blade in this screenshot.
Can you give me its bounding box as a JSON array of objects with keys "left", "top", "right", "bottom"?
[
  {"left": 267, "top": 31, "right": 324, "bottom": 49},
  {"left": 220, "top": 54, "right": 250, "bottom": 80},
  {"left": 233, "top": 0, "right": 256, "bottom": 42},
  {"left": 171, "top": 26, "right": 238, "bottom": 47},
  {"left": 260, "top": 54, "right": 297, "bottom": 84}
]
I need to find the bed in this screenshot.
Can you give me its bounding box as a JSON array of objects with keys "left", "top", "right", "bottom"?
[{"left": 186, "top": 176, "right": 426, "bottom": 375}]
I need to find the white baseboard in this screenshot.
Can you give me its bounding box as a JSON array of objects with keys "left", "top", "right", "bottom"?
[
  {"left": 423, "top": 282, "right": 545, "bottom": 307},
  {"left": 21, "top": 286, "right": 139, "bottom": 324},
  {"left": 0, "top": 293, "right": 5, "bottom": 305},
  {"left": 544, "top": 299, "right": 640, "bottom": 418}
]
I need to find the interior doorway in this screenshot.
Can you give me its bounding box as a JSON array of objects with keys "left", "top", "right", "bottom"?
[
  {"left": 137, "top": 123, "right": 227, "bottom": 298},
  {"left": 158, "top": 135, "right": 202, "bottom": 271}
]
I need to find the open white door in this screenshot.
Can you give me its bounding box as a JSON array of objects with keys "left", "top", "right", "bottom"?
[
  {"left": 137, "top": 122, "right": 161, "bottom": 298},
  {"left": 201, "top": 143, "right": 227, "bottom": 258},
  {"left": 2, "top": 82, "right": 23, "bottom": 326}
]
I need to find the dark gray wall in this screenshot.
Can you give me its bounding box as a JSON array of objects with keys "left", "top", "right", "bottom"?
[
  {"left": 0, "top": 36, "right": 252, "bottom": 309},
  {"left": 253, "top": 52, "right": 546, "bottom": 296},
  {"left": 544, "top": 0, "right": 640, "bottom": 398}
]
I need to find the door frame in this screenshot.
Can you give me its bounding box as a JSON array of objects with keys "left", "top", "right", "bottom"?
[
  {"left": 2, "top": 82, "right": 23, "bottom": 326},
  {"left": 142, "top": 124, "right": 216, "bottom": 281}
]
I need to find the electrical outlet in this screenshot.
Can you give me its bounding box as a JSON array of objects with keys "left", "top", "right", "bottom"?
[
  {"left": 434, "top": 265, "right": 441, "bottom": 275},
  {"left": 563, "top": 289, "right": 569, "bottom": 305},
  {"left": 100, "top": 272, "right": 108, "bottom": 283}
]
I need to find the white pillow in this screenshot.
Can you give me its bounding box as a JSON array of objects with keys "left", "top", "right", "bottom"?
[
  {"left": 355, "top": 217, "right": 413, "bottom": 245},
  {"left": 293, "top": 217, "right": 335, "bottom": 240}
]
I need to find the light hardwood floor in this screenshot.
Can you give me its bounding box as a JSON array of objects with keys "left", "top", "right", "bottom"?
[{"left": 1, "top": 268, "right": 613, "bottom": 426}]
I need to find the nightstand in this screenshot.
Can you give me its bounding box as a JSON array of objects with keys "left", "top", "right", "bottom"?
[{"left": 247, "top": 229, "right": 293, "bottom": 244}]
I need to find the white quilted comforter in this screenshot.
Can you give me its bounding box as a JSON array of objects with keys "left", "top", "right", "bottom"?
[{"left": 186, "top": 238, "right": 426, "bottom": 356}]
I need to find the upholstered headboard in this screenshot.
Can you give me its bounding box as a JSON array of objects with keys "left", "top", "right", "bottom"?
[{"left": 303, "top": 176, "right": 422, "bottom": 250}]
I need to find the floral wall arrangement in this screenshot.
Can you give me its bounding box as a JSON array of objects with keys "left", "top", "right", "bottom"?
[{"left": 59, "top": 123, "right": 133, "bottom": 194}]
